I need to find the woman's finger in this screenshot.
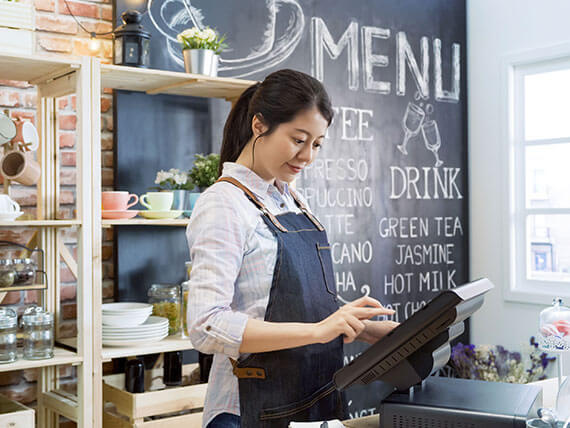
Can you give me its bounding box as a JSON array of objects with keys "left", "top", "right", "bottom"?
[
  {"left": 349, "top": 306, "right": 395, "bottom": 319},
  {"left": 347, "top": 296, "right": 383, "bottom": 308},
  {"left": 344, "top": 314, "right": 366, "bottom": 336}
]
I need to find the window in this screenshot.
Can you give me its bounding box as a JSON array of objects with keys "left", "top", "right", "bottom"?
[{"left": 508, "top": 55, "right": 570, "bottom": 303}]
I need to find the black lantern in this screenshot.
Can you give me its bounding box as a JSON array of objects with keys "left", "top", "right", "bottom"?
[{"left": 113, "top": 10, "right": 150, "bottom": 68}]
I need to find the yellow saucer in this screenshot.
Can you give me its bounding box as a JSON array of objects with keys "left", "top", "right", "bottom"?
[{"left": 138, "top": 210, "right": 183, "bottom": 220}]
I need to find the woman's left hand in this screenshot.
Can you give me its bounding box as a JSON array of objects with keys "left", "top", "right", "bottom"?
[{"left": 356, "top": 320, "right": 400, "bottom": 344}]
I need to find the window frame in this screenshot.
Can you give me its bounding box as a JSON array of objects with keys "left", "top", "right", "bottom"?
[{"left": 502, "top": 44, "right": 570, "bottom": 305}]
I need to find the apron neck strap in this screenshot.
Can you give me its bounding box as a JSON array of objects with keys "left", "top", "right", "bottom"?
[
  {"left": 216, "top": 177, "right": 288, "bottom": 233},
  {"left": 288, "top": 188, "right": 325, "bottom": 232}
]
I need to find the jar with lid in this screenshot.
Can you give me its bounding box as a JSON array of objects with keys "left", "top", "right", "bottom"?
[
  {"left": 0, "top": 307, "right": 18, "bottom": 364},
  {"left": 21, "top": 306, "right": 54, "bottom": 360},
  {"left": 181, "top": 260, "right": 192, "bottom": 339},
  {"left": 12, "top": 258, "right": 37, "bottom": 284},
  {"left": 539, "top": 297, "right": 570, "bottom": 351},
  {"left": 0, "top": 259, "right": 15, "bottom": 287},
  {"left": 148, "top": 284, "right": 181, "bottom": 335}
]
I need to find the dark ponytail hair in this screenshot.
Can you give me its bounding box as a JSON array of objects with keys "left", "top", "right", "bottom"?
[{"left": 218, "top": 69, "right": 334, "bottom": 176}]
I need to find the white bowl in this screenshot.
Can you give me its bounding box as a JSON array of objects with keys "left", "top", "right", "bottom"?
[
  {"left": 102, "top": 312, "right": 151, "bottom": 327},
  {"left": 102, "top": 302, "right": 152, "bottom": 313}
]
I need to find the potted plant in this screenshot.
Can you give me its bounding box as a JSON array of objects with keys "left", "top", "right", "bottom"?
[
  {"left": 176, "top": 26, "right": 228, "bottom": 77},
  {"left": 0, "top": 0, "right": 34, "bottom": 55},
  {"left": 187, "top": 153, "right": 220, "bottom": 209},
  {"left": 152, "top": 168, "right": 195, "bottom": 214}
]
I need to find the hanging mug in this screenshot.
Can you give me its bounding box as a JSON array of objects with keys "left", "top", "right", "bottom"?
[
  {"left": 0, "top": 151, "right": 41, "bottom": 186},
  {"left": 11, "top": 119, "right": 39, "bottom": 152},
  {"left": 0, "top": 113, "right": 16, "bottom": 145}
]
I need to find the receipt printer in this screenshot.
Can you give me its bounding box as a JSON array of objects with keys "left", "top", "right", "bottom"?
[{"left": 379, "top": 376, "right": 542, "bottom": 428}]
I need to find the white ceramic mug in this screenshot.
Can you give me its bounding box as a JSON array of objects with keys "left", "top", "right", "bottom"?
[
  {"left": 140, "top": 192, "right": 173, "bottom": 211},
  {"left": 0, "top": 194, "right": 20, "bottom": 213}
]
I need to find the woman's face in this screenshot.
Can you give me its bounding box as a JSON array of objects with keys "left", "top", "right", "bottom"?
[{"left": 250, "top": 106, "right": 328, "bottom": 183}]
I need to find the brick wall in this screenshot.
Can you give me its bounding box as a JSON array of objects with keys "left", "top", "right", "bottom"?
[{"left": 0, "top": 0, "right": 114, "bottom": 416}]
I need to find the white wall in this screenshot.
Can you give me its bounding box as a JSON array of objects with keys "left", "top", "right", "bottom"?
[{"left": 468, "top": 0, "right": 570, "bottom": 374}]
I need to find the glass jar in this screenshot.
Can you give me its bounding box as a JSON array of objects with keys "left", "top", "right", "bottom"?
[
  {"left": 148, "top": 284, "right": 181, "bottom": 335},
  {"left": 22, "top": 306, "right": 54, "bottom": 360},
  {"left": 12, "top": 258, "right": 36, "bottom": 284},
  {"left": 0, "top": 307, "right": 18, "bottom": 364},
  {"left": 181, "top": 261, "right": 192, "bottom": 338},
  {"left": 181, "top": 280, "right": 190, "bottom": 338},
  {"left": 0, "top": 259, "right": 15, "bottom": 288},
  {"left": 539, "top": 297, "right": 570, "bottom": 351}
]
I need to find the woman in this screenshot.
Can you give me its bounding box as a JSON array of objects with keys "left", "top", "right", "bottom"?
[{"left": 186, "top": 69, "right": 398, "bottom": 428}]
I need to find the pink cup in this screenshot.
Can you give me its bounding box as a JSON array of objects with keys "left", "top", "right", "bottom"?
[{"left": 101, "top": 191, "right": 138, "bottom": 211}]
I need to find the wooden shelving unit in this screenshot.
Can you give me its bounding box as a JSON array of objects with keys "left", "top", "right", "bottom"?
[
  {"left": 91, "top": 59, "right": 254, "bottom": 428},
  {"left": 101, "top": 218, "right": 191, "bottom": 227},
  {"left": 0, "top": 220, "right": 81, "bottom": 227},
  {"left": 0, "top": 52, "right": 94, "bottom": 427},
  {"left": 0, "top": 348, "right": 82, "bottom": 373}
]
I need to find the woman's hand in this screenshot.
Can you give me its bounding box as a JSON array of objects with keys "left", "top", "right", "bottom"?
[
  {"left": 356, "top": 320, "right": 400, "bottom": 345},
  {"left": 313, "top": 297, "right": 395, "bottom": 344}
]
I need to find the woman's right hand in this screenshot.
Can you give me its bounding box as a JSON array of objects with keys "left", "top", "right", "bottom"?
[{"left": 313, "top": 296, "right": 396, "bottom": 344}]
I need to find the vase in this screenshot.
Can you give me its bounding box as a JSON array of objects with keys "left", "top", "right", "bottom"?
[
  {"left": 183, "top": 49, "right": 218, "bottom": 77},
  {"left": 189, "top": 192, "right": 201, "bottom": 210},
  {"left": 171, "top": 190, "right": 192, "bottom": 213}
]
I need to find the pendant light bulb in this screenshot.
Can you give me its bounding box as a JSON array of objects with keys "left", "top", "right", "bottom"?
[{"left": 88, "top": 34, "right": 101, "bottom": 54}]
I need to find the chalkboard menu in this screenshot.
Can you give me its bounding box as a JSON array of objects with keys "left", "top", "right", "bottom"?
[{"left": 114, "top": 0, "right": 467, "bottom": 419}]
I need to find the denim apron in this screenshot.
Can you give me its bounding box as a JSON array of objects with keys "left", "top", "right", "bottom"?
[{"left": 217, "top": 177, "right": 346, "bottom": 428}]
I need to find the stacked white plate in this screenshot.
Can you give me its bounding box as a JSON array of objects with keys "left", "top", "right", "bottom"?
[
  {"left": 102, "top": 302, "right": 153, "bottom": 327},
  {"left": 102, "top": 303, "right": 169, "bottom": 347}
]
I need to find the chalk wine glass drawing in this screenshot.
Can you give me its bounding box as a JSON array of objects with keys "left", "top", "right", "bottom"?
[
  {"left": 397, "top": 102, "right": 425, "bottom": 156},
  {"left": 422, "top": 120, "right": 444, "bottom": 168},
  {"left": 146, "top": 0, "right": 304, "bottom": 78}
]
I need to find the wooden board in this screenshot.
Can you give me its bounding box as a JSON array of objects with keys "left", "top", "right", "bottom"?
[
  {"left": 0, "top": 52, "right": 79, "bottom": 84},
  {"left": 101, "top": 64, "right": 256, "bottom": 99}
]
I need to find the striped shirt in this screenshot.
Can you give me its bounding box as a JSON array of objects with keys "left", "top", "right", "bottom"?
[{"left": 185, "top": 162, "right": 309, "bottom": 427}]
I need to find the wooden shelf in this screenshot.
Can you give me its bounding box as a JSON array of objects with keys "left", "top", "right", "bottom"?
[
  {"left": 0, "top": 347, "right": 82, "bottom": 372},
  {"left": 0, "top": 283, "right": 46, "bottom": 293},
  {"left": 102, "top": 218, "right": 191, "bottom": 227},
  {"left": 100, "top": 63, "right": 257, "bottom": 99},
  {"left": 0, "top": 219, "right": 81, "bottom": 227},
  {"left": 0, "top": 52, "right": 80, "bottom": 84},
  {"left": 58, "top": 335, "right": 195, "bottom": 361},
  {"left": 102, "top": 335, "right": 195, "bottom": 361}
]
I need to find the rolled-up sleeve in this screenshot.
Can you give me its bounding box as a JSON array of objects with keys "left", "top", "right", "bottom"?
[{"left": 186, "top": 189, "right": 250, "bottom": 359}]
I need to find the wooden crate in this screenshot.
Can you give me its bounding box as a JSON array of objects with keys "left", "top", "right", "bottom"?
[
  {"left": 103, "top": 363, "right": 207, "bottom": 428},
  {"left": 0, "top": 393, "right": 35, "bottom": 427}
]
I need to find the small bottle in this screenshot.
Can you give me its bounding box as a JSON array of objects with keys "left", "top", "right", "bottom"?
[
  {"left": 0, "top": 307, "right": 18, "bottom": 364},
  {"left": 163, "top": 351, "right": 182, "bottom": 386},
  {"left": 125, "top": 358, "right": 145, "bottom": 393}
]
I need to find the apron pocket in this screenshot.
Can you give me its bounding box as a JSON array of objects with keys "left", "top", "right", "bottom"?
[
  {"left": 259, "top": 380, "right": 337, "bottom": 421},
  {"left": 316, "top": 244, "right": 337, "bottom": 298}
]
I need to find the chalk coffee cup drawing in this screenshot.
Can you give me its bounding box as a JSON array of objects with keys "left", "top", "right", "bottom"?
[
  {"left": 0, "top": 151, "right": 41, "bottom": 186},
  {"left": 101, "top": 191, "right": 139, "bottom": 211},
  {"left": 147, "top": 0, "right": 304, "bottom": 77},
  {"left": 140, "top": 192, "right": 173, "bottom": 211},
  {"left": 0, "top": 194, "right": 20, "bottom": 213}
]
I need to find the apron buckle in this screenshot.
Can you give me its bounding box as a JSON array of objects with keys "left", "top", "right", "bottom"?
[{"left": 229, "top": 358, "right": 267, "bottom": 379}]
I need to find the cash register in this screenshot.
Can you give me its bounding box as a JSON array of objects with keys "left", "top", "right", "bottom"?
[{"left": 333, "top": 278, "right": 542, "bottom": 427}]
